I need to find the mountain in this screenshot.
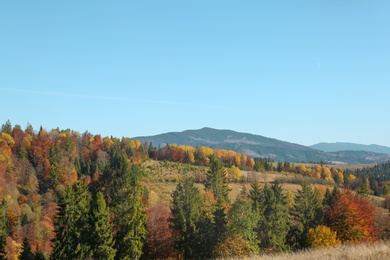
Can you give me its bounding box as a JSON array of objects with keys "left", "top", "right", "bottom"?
[
  {"left": 310, "top": 142, "right": 390, "bottom": 155},
  {"left": 136, "top": 128, "right": 390, "bottom": 164}
]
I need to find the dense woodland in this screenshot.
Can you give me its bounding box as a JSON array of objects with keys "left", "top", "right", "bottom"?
[{"left": 0, "top": 120, "right": 390, "bottom": 259}]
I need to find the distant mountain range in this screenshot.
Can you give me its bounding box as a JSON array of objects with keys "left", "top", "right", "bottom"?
[
  {"left": 136, "top": 127, "right": 390, "bottom": 164},
  {"left": 310, "top": 142, "right": 390, "bottom": 155}
]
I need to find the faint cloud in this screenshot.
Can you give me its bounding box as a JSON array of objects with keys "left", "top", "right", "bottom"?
[{"left": 0, "top": 87, "right": 225, "bottom": 109}]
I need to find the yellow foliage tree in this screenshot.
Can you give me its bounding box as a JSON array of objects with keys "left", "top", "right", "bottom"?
[
  {"left": 307, "top": 225, "right": 341, "bottom": 249},
  {"left": 213, "top": 234, "right": 254, "bottom": 258},
  {"left": 228, "top": 166, "right": 241, "bottom": 182}
]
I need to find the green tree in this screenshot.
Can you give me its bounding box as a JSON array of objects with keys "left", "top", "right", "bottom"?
[
  {"left": 170, "top": 176, "right": 204, "bottom": 259},
  {"left": 204, "top": 160, "right": 232, "bottom": 245},
  {"left": 288, "top": 183, "right": 323, "bottom": 249},
  {"left": 257, "top": 182, "right": 289, "bottom": 253},
  {"left": 225, "top": 199, "right": 259, "bottom": 254},
  {"left": 20, "top": 238, "right": 34, "bottom": 260},
  {"left": 204, "top": 160, "right": 231, "bottom": 204},
  {"left": 112, "top": 165, "right": 146, "bottom": 260},
  {"left": 51, "top": 181, "right": 92, "bottom": 259},
  {"left": 0, "top": 200, "right": 7, "bottom": 259},
  {"left": 89, "top": 192, "right": 116, "bottom": 260}
]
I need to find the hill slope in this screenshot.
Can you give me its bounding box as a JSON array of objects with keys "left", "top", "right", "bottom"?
[
  {"left": 136, "top": 128, "right": 390, "bottom": 164},
  {"left": 310, "top": 142, "right": 390, "bottom": 155}
]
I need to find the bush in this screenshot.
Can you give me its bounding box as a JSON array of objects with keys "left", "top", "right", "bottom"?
[{"left": 307, "top": 225, "right": 341, "bottom": 249}]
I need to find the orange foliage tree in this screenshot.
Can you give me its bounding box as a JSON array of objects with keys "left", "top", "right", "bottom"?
[
  {"left": 326, "top": 189, "right": 377, "bottom": 243},
  {"left": 146, "top": 204, "right": 177, "bottom": 259}
]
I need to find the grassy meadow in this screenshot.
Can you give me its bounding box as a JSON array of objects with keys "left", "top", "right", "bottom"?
[{"left": 229, "top": 241, "right": 390, "bottom": 260}]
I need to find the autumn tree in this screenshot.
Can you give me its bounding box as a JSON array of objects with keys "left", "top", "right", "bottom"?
[
  {"left": 145, "top": 204, "right": 177, "bottom": 259},
  {"left": 326, "top": 189, "right": 377, "bottom": 242},
  {"left": 307, "top": 225, "right": 340, "bottom": 248}
]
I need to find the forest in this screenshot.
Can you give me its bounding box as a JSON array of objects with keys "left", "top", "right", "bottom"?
[{"left": 0, "top": 120, "right": 390, "bottom": 259}]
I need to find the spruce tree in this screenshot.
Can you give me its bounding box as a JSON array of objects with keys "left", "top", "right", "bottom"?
[
  {"left": 288, "top": 182, "right": 323, "bottom": 249},
  {"left": 204, "top": 160, "right": 231, "bottom": 204},
  {"left": 20, "top": 237, "right": 34, "bottom": 260},
  {"left": 104, "top": 147, "right": 146, "bottom": 260},
  {"left": 89, "top": 192, "right": 116, "bottom": 260},
  {"left": 257, "top": 182, "right": 289, "bottom": 253},
  {"left": 0, "top": 199, "right": 6, "bottom": 259},
  {"left": 170, "top": 176, "right": 204, "bottom": 259},
  {"left": 204, "top": 160, "right": 231, "bottom": 245},
  {"left": 51, "top": 181, "right": 91, "bottom": 259}
]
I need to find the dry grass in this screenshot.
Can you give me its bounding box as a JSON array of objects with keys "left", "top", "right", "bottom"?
[
  {"left": 141, "top": 160, "right": 333, "bottom": 207},
  {"left": 229, "top": 241, "right": 390, "bottom": 260}
]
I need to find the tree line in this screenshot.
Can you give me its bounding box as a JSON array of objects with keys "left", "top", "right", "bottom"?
[{"left": 0, "top": 120, "right": 388, "bottom": 259}]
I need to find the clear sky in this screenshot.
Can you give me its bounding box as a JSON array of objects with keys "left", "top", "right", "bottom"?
[{"left": 1, "top": 1, "right": 389, "bottom": 147}]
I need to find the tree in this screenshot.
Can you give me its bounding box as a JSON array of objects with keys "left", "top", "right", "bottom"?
[
  {"left": 0, "top": 200, "right": 7, "bottom": 259},
  {"left": 204, "top": 160, "right": 231, "bottom": 246},
  {"left": 145, "top": 204, "right": 177, "bottom": 259},
  {"left": 257, "top": 182, "right": 290, "bottom": 253},
  {"left": 112, "top": 165, "right": 146, "bottom": 260},
  {"left": 326, "top": 189, "right": 377, "bottom": 242},
  {"left": 170, "top": 176, "right": 203, "bottom": 259},
  {"left": 289, "top": 183, "right": 323, "bottom": 249},
  {"left": 51, "top": 181, "right": 91, "bottom": 259},
  {"left": 89, "top": 192, "right": 116, "bottom": 260},
  {"left": 204, "top": 160, "right": 231, "bottom": 205},
  {"left": 97, "top": 145, "right": 147, "bottom": 260},
  {"left": 307, "top": 225, "right": 340, "bottom": 249},
  {"left": 225, "top": 199, "right": 259, "bottom": 254},
  {"left": 20, "top": 237, "right": 35, "bottom": 260}
]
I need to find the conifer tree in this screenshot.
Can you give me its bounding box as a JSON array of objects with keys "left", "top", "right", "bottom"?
[
  {"left": 204, "top": 160, "right": 231, "bottom": 204},
  {"left": 0, "top": 200, "right": 6, "bottom": 259},
  {"left": 51, "top": 181, "right": 91, "bottom": 259},
  {"left": 103, "top": 146, "right": 146, "bottom": 260},
  {"left": 89, "top": 192, "right": 116, "bottom": 260},
  {"left": 170, "top": 176, "right": 204, "bottom": 259},
  {"left": 288, "top": 183, "right": 323, "bottom": 249},
  {"left": 204, "top": 160, "right": 232, "bottom": 245},
  {"left": 257, "top": 182, "right": 289, "bottom": 253},
  {"left": 20, "top": 238, "right": 34, "bottom": 260}
]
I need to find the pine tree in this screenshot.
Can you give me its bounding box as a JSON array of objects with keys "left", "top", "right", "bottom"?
[
  {"left": 170, "top": 176, "right": 204, "bottom": 259},
  {"left": 289, "top": 183, "right": 323, "bottom": 249},
  {"left": 51, "top": 181, "right": 91, "bottom": 259},
  {"left": 89, "top": 192, "right": 116, "bottom": 260}
]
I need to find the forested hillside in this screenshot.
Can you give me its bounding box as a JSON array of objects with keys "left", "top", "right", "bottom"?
[
  {"left": 1, "top": 121, "right": 390, "bottom": 259},
  {"left": 136, "top": 127, "right": 390, "bottom": 164}
]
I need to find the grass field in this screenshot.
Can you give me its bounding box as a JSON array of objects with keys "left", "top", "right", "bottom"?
[
  {"left": 229, "top": 241, "right": 390, "bottom": 260},
  {"left": 141, "top": 160, "right": 332, "bottom": 207}
]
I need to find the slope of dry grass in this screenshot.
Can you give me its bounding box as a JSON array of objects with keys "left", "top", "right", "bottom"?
[{"left": 230, "top": 241, "right": 390, "bottom": 260}]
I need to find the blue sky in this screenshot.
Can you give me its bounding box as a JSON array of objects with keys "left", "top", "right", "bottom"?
[{"left": 1, "top": 1, "right": 389, "bottom": 147}]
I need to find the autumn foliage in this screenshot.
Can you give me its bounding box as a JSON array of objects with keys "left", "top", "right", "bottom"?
[{"left": 326, "top": 189, "right": 377, "bottom": 242}]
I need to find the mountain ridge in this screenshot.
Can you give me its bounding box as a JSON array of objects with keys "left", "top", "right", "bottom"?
[
  {"left": 136, "top": 128, "right": 390, "bottom": 164},
  {"left": 310, "top": 142, "right": 390, "bottom": 155}
]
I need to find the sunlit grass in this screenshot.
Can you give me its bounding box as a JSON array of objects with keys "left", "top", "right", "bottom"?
[{"left": 229, "top": 241, "right": 390, "bottom": 260}]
